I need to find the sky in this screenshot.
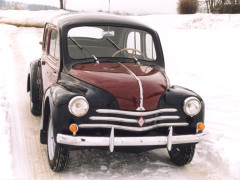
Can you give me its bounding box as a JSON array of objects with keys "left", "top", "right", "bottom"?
[{"left": 6, "top": 0, "right": 178, "bottom": 14}]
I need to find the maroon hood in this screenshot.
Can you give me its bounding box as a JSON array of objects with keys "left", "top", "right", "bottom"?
[{"left": 69, "top": 62, "right": 168, "bottom": 111}]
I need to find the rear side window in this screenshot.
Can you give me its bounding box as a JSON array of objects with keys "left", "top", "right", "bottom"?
[
  {"left": 126, "top": 32, "right": 141, "bottom": 55},
  {"left": 145, "top": 34, "right": 156, "bottom": 59},
  {"left": 49, "top": 29, "right": 60, "bottom": 60},
  {"left": 126, "top": 31, "right": 156, "bottom": 61}
]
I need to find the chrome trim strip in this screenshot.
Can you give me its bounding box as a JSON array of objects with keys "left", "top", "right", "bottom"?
[
  {"left": 89, "top": 116, "right": 137, "bottom": 123},
  {"left": 89, "top": 116, "right": 180, "bottom": 123},
  {"left": 119, "top": 62, "right": 145, "bottom": 111},
  {"left": 57, "top": 132, "right": 207, "bottom": 147},
  {"left": 145, "top": 116, "right": 180, "bottom": 123},
  {"left": 78, "top": 123, "right": 188, "bottom": 132},
  {"left": 96, "top": 108, "right": 177, "bottom": 116}
]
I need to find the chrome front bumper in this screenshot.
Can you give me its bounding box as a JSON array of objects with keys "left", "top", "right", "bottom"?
[{"left": 57, "top": 127, "right": 206, "bottom": 152}]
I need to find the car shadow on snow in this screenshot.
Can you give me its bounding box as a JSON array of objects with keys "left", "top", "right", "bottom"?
[{"left": 64, "top": 148, "right": 179, "bottom": 178}]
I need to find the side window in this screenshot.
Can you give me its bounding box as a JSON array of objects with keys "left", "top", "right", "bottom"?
[
  {"left": 55, "top": 32, "right": 60, "bottom": 60},
  {"left": 44, "top": 28, "right": 49, "bottom": 50},
  {"left": 126, "top": 32, "right": 141, "bottom": 55},
  {"left": 48, "top": 29, "right": 60, "bottom": 60},
  {"left": 145, "top": 34, "right": 156, "bottom": 60}
]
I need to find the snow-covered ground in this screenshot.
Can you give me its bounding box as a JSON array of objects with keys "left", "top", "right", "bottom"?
[{"left": 0, "top": 10, "right": 240, "bottom": 179}]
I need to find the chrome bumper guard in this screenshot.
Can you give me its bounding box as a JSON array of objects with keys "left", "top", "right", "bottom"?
[{"left": 57, "top": 127, "right": 207, "bottom": 152}]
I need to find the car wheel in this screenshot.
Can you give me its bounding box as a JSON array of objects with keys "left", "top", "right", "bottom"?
[
  {"left": 168, "top": 144, "right": 195, "bottom": 166},
  {"left": 29, "top": 60, "right": 42, "bottom": 116},
  {"left": 47, "top": 111, "right": 69, "bottom": 172}
]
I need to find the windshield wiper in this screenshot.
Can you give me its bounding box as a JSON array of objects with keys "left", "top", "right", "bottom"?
[
  {"left": 106, "top": 37, "right": 121, "bottom": 50},
  {"left": 68, "top": 36, "right": 99, "bottom": 64},
  {"left": 106, "top": 37, "right": 139, "bottom": 64}
]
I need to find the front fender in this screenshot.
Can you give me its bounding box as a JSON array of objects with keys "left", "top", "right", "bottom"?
[
  {"left": 159, "top": 85, "right": 205, "bottom": 130},
  {"left": 40, "top": 84, "right": 80, "bottom": 144},
  {"left": 163, "top": 85, "right": 203, "bottom": 105},
  {"left": 40, "top": 73, "right": 120, "bottom": 144}
]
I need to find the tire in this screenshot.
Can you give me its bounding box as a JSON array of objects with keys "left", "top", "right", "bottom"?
[
  {"left": 47, "top": 111, "right": 69, "bottom": 172},
  {"left": 29, "top": 60, "right": 42, "bottom": 116},
  {"left": 168, "top": 144, "right": 195, "bottom": 166},
  {"left": 30, "top": 101, "right": 41, "bottom": 116}
]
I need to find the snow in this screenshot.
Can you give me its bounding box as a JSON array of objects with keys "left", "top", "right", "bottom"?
[
  {"left": 0, "top": 10, "right": 240, "bottom": 179},
  {"left": 0, "top": 24, "right": 18, "bottom": 179},
  {"left": 0, "top": 9, "right": 67, "bottom": 27}
]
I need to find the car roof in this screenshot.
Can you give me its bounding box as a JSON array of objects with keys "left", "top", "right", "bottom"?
[{"left": 50, "top": 12, "right": 154, "bottom": 31}]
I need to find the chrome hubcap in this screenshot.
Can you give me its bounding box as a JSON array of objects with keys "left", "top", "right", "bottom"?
[{"left": 47, "top": 114, "right": 56, "bottom": 160}]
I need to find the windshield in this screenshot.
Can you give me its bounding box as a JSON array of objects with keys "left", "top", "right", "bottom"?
[{"left": 67, "top": 26, "right": 157, "bottom": 61}]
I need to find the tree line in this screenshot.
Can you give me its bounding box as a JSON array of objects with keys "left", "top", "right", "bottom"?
[{"left": 206, "top": 0, "right": 240, "bottom": 13}]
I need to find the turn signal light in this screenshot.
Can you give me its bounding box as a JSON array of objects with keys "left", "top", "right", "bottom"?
[
  {"left": 69, "top": 124, "right": 78, "bottom": 133},
  {"left": 197, "top": 123, "right": 205, "bottom": 131}
]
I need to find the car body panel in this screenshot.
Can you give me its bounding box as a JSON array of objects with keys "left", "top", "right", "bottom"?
[
  {"left": 69, "top": 62, "right": 167, "bottom": 111},
  {"left": 40, "top": 25, "right": 60, "bottom": 93}
]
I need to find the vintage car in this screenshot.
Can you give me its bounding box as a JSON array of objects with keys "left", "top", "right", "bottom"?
[{"left": 27, "top": 13, "right": 206, "bottom": 172}]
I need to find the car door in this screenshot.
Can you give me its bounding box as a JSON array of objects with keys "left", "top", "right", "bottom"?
[{"left": 41, "top": 25, "right": 60, "bottom": 94}]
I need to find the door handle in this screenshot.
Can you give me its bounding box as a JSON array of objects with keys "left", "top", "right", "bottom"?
[
  {"left": 53, "top": 71, "right": 57, "bottom": 76},
  {"left": 42, "top": 60, "right": 46, "bottom": 65}
]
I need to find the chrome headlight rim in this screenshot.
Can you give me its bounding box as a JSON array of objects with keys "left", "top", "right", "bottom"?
[
  {"left": 183, "top": 97, "right": 201, "bottom": 117},
  {"left": 68, "top": 96, "right": 89, "bottom": 117}
]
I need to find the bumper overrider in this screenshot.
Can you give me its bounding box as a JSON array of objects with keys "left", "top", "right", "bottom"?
[{"left": 56, "top": 108, "right": 206, "bottom": 152}]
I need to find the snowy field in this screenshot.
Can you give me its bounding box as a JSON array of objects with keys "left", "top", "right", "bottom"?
[{"left": 0, "top": 10, "right": 240, "bottom": 179}]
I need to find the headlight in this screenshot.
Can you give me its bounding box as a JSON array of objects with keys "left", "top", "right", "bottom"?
[
  {"left": 183, "top": 97, "right": 201, "bottom": 117},
  {"left": 68, "top": 96, "right": 89, "bottom": 117}
]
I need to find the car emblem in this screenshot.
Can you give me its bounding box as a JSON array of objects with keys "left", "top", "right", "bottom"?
[{"left": 138, "top": 116, "right": 145, "bottom": 127}]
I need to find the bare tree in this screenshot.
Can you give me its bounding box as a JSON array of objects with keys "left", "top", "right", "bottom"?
[
  {"left": 209, "top": 0, "right": 216, "bottom": 12},
  {"left": 60, "top": 0, "right": 66, "bottom": 9},
  {"left": 206, "top": 0, "right": 240, "bottom": 13},
  {"left": 206, "top": 0, "right": 225, "bottom": 12}
]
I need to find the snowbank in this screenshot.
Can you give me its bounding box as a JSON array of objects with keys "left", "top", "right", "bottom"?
[
  {"left": 2, "top": 10, "right": 240, "bottom": 29},
  {"left": 0, "top": 9, "right": 67, "bottom": 27},
  {"left": 133, "top": 13, "right": 240, "bottom": 29}
]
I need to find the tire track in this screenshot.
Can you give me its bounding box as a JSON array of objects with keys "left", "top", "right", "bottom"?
[{"left": 9, "top": 27, "right": 52, "bottom": 179}]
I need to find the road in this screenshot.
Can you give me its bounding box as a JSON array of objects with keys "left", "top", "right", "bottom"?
[{"left": 5, "top": 26, "right": 231, "bottom": 180}]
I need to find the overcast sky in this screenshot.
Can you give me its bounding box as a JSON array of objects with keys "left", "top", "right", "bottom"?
[{"left": 8, "top": 0, "right": 178, "bottom": 14}]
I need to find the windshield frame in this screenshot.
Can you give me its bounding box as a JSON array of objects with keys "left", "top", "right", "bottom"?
[
  {"left": 60, "top": 21, "right": 165, "bottom": 72},
  {"left": 66, "top": 25, "right": 159, "bottom": 62}
]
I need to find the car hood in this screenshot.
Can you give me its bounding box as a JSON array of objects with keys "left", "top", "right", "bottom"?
[{"left": 69, "top": 62, "right": 168, "bottom": 111}]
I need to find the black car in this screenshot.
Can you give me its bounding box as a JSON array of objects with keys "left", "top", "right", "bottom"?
[{"left": 27, "top": 13, "right": 206, "bottom": 172}]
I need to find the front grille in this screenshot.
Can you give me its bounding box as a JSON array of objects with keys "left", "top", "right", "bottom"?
[{"left": 78, "top": 108, "right": 188, "bottom": 132}]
